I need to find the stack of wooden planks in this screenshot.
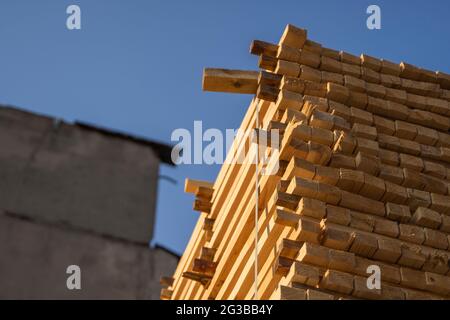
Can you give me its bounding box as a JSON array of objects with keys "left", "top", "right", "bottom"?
[{"left": 163, "top": 24, "right": 450, "bottom": 300}]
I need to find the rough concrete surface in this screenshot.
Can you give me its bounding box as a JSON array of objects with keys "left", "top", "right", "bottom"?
[
  {"left": 0, "top": 106, "right": 161, "bottom": 244},
  {"left": 0, "top": 106, "right": 178, "bottom": 299},
  {"left": 0, "top": 211, "right": 178, "bottom": 299}
]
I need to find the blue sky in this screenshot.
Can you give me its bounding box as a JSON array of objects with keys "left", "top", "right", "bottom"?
[{"left": 0, "top": 0, "right": 449, "bottom": 255}]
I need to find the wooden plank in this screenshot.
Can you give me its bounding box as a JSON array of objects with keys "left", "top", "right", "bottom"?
[
  {"left": 411, "top": 207, "right": 442, "bottom": 229},
  {"left": 350, "top": 106, "right": 373, "bottom": 125},
  {"left": 182, "top": 271, "right": 212, "bottom": 286},
  {"left": 299, "top": 50, "right": 321, "bottom": 68},
  {"left": 193, "top": 259, "right": 217, "bottom": 276},
  {"left": 279, "top": 24, "right": 307, "bottom": 48},
  {"left": 259, "top": 54, "right": 277, "bottom": 71},
  {"left": 361, "top": 54, "right": 382, "bottom": 72},
  {"left": 398, "top": 223, "right": 425, "bottom": 245},
  {"left": 287, "top": 261, "right": 321, "bottom": 287},
  {"left": 385, "top": 202, "right": 411, "bottom": 223},
  {"left": 160, "top": 288, "right": 173, "bottom": 300},
  {"left": 258, "top": 71, "right": 282, "bottom": 87},
  {"left": 372, "top": 238, "right": 402, "bottom": 263},
  {"left": 314, "top": 165, "right": 340, "bottom": 185},
  {"left": 200, "top": 247, "right": 217, "bottom": 261},
  {"left": 440, "top": 215, "right": 450, "bottom": 233},
  {"left": 250, "top": 40, "right": 278, "bottom": 57},
  {"left": 382, "top": 181, "right": 408, "bottom": 205},
  {"left": 397, "top": 244, "right": 426, "bottom": 269},
  {"left": 277, "top": 44, "right": 301, "bottom": 63},
  {"left": 366, "top": 82, "right": 386, "bottom": 98},
  {"left": 322, "top": 71, "right": 344, "bottom": 85},
  {"left": 373, "top": 218, "right": 399, "bottom": 238},
  {"left": 160, "top": 276, "right": 175, "bottom": 288},
  {"left": 354, "top": 256, "right": 401, "bottom": 284},
  {"left": 424, "top": 272, "right": 450, "bottom": 295},
  {"left": 353, "top": 276, "right": 381, "bottom": 299},
  {"left": 361, "top": 66, "right": 380, "bottom": 84},
  {"left": 319, "top": 222, "right": 354, "bottom": 251},
  {"left": 271, "top": 285, "right": 306, "bottom": 300},
  {"left": 359, "top": 173, "right": 386, "bottom": 201},
  {"left": 395, "top": 120, "right": 418, "bottom": 140},
  {"left": 328, "top": 248, "right": 355, "bottom": 272},
  {"left": 423, "top": 228, "right": 448, "bottom": 250},
  {"left": 275, "top": 60, "right": 300, "bottom": 77},
  {"left": 320, "top": 269, "right": 354, "bottom": 295},
  {"left": 296, "top": 197, "right": 327, "bottom": 219},
  {"left": 257, "top": 84, "right": 279, "bottom": 102},
  {"left": 202, "top": 68, "right": 258, "bottom": 94},
  {"left": 185, "top": 179, "right": 214, "bottom": 194},
  {"left": 381, "top": 59, "right": 401, "bottom": 76},
  {"left": 400, "top": 267, "right": 427, "bottom": 291},
  {"left": 337, "top": 169, "right": 364, "bottom": 193},
  {"left": 349, "top": 211, "right": 375, "bottom": 232},
  {"left": 430, "top": 193, "right": 450, "bottom": 215},
  {"left": 320, "top": 56, "right": 342, "bottom": 74},
  {"left": 352, "top": 123, "right": 377, "bottom": 140},
  {"left": 333, "top": 131, "right": 356, "bottom": 154},
  {"left": 340, "top": 51, "right": 360, "bottom": 65},
  {"left": 193, "top": 199, "right": 212, "bottom": 213},
  {"left": 348, "top": 232, "right": 378, "bottom": 258},
  {"left": 171, "top": 213, "right": 207, "bottom": 298},
  {"left": 320, "top": 47, "right": 339, "bottom": 60},
  {"left": 400, "top": 62, "right": 422, "bottom": 81},
  {"left": 344, "top": 75, "right": 366, "bottom": 93},
  {"left": 278, "top": 239, "right": 303, "bottom": 259},
  {"left": 306, "top": 289, "right": 335, "bottom": 300},
  {"left": 326, "top": 205, "right": 351, "bottom": 226},
  {"left": 399, "top": 153, "right": 423, "bottom": 172},
  {"left": 298, "top": 242, "right": 330, "bottom": 267},
  {"left": 355, "top": 152, "right": 382, "bottom": 176},
  {"left": 373, "top": 115, "right": 395, "bottom": 135},
  {"left": 303, "top": 40, "right": 322, "bottom": 54}
]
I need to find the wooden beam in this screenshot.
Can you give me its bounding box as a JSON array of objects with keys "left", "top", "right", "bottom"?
[
  {"left": 184, "top": 178, "right": 213, "bottom": 194},
  {"left": 250, "top": 40, "right": 278, "bottom": 57},
  {"left": 160, "top": 276, "right": 174, "bottom": 288},
  {"left": 182, "top": 271, "right": 212, "bottom": 286},
  {"left": 160, "top": 288, "right": 173, "bottom": 300},
  {"left": 202, "top": 68, "right": 258, "bottom": 94}
]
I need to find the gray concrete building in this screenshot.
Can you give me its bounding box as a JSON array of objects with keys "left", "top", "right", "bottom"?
[{"left": 0, "top": 105, "right": 178, "bottom": 299}]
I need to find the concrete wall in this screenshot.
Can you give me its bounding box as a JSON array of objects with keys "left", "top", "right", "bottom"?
[
  {"left": 0, "top": 211, "right": 178, "bottom": 299},
  {"left": 0, "top": 106, "right": 160, "bottom": 244}
]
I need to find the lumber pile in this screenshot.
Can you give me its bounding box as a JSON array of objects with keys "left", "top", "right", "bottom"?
[{"left": 163, "top": 24, "right": 450, "bottom": 300}]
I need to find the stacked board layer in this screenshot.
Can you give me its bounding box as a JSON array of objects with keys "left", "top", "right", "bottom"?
[{"left": 162, "top": 24, "right": 450, "bottom": 300}]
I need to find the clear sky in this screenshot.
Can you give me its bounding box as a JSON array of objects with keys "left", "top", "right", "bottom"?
[{"left": 0, "top": 0, "right": 449, "bottom": 255}]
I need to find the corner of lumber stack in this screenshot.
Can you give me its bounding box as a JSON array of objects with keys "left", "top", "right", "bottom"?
[{"left": 161, "top": 23, "right": 450, "bottom": 301}]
